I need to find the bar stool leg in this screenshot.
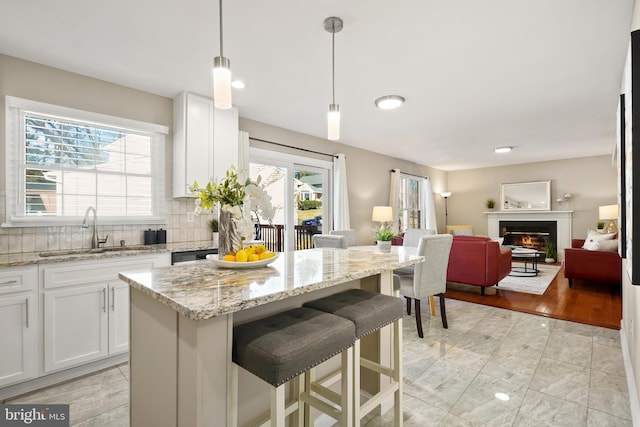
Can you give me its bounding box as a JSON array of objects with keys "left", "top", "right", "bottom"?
[
  {"left": 393, "top": 317, "right": 403, "bottom": 427},
  {"left": 271, "top": 385, "right": 285, "bottom": 427},
  {"left": 342, "top": 347, "right": 354, "bottom": 427},
  {"left": 353, "top": 339, "right": 361, "bottom": 426}
]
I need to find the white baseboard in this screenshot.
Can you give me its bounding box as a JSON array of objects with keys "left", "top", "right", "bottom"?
[{"left": 620, "top": 324, "right": 640, "bottom": 427}]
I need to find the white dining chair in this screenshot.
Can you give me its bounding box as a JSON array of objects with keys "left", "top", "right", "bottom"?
[
  {"left": 402, "top": 228, "right": 436, "bottom": 247},
  {"left": 396, "top": 234, "right": 453, "bottom": 338},
  {"left": 329, "top": 229, "right": 357, "bottom": 247},
  {"left": 312, "top": 234, "right": 348, "bottom": 249}
]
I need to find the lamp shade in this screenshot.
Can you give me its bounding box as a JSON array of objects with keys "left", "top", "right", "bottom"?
[
  {"left": 599, "top": 204, "right": 619, "bottom": 220},
  {"left": 441, "top": 191, "right": 452, "bottom": 198},
  {"left": 213, "top": 57, "right": 232, "bottom": 109},
  {"left": 327, "top": 104, "right": 340, "bottom": 140},
  {"left": 372, "top": 206, "right": 393, "bottom": 222}
]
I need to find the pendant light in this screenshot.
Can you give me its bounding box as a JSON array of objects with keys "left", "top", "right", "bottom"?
[
  {"left": 213, "top": 0, "right": 232, "bottom": 109},
  {"left": 324, "top": 17, "right": 343, "bottom": 140}
]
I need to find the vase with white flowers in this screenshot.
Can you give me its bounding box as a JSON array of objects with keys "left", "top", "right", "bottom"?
[{"left": 190, "top": 166, "right": 275, "bottom": 259}]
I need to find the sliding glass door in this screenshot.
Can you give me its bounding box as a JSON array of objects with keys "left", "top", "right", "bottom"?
[{"left": 250, "top": 149, "right": 332, "bottom": 252}]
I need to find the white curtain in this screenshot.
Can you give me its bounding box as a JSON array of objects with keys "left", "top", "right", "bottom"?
[
  {"left": 333, "top": 153, "right": 351, "bottom": 229},
  {"left": 422, "top": 177, "right": 438, "bottom": 232},
  {"left": 389, "top": 169, "right": 401, "bottom": 234},
  {"left": 238, "top": 131, "right": 250, "bottom": 181}
]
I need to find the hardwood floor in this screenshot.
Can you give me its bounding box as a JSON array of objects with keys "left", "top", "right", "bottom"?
[{"left": 445, "top": 266, "right": 622, "bottom": 330}]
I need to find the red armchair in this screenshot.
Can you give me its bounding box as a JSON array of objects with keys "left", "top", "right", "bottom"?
[
  {"left": 563, "top": 239, "right": 622, "bottom": 288},
  {"left": 446, "top": 235, "right": 512, "bottom": 295}
]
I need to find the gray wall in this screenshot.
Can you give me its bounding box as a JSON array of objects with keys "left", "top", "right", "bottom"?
[
  {"left": 0, "top": 53, "right": 618, "bottom": 250},
  {"left": 240, "top": 118, "right": 449, "bottom": 244},
  {"left": 0, "top": 54, "right": 174, "bottom": 193},
  {"left": 446, "top": 155, "right": 618, "bottom": 239}
]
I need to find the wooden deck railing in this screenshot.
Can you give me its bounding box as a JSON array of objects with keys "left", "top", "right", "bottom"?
[{"left": 258, "top": 224, "right": 320, "bottom": 252}]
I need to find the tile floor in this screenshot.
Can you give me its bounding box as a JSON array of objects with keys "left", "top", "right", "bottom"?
[{"left": 3, "top": 299, "right": 632, "bottom": 426}]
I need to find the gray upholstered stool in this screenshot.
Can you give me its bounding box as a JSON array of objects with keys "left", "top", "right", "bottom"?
[
  {"left": 303, "top": 289, "right": 403, "bottom": 426},
  {"left": 231, "top": 306, "right": 356, "bottom": 427}
]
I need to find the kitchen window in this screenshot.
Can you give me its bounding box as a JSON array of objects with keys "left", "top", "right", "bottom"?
[{"left": 4, "top": 96, "right": 168, "bottom": 226}]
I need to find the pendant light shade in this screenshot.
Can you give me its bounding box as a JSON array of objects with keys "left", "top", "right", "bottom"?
[
  {"left": 213, "top": 0, "right": 232, "bottom": 109},
  {"left": 213, "top": 56, "right": 232, "bottom": 109},
  {"left": 327, "top": 104, "right": 340, "bottom": 140},
  {"left": 324, "top": 17, "right": 343, "bottom": 140}
]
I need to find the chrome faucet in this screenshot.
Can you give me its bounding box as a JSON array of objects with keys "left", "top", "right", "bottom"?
[{"left": 82, "top": 206, "right": 108, "bottom": 249}]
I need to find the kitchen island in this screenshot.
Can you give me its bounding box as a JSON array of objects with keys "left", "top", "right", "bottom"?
[{"left": 118, "top": 247, "right": 422, "bottom": 427}]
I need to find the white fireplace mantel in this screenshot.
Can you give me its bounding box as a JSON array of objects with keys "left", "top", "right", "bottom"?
[{"left": 486, "top": 210, "right": 573, "bottom": 259}]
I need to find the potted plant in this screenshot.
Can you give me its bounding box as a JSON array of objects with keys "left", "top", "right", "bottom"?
[
  {"left": 376, "top": 226, "right": 395, "bottom": 253},
  {"left": 596, "top": 221, "right": 605, "bottom": 233},
  {"left": 486, "top": 198, "right": 496, "bottom": 210},
  {"left": 209, "top": 218, "right": 219, "bottom": 248},
  {"left": 543, "top": 237, "right": 556, "bottom": 263}
]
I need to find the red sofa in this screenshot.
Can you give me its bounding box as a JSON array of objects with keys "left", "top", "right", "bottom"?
[
  {"left": 446, "top": 235, "right": 512, "bottom": 295},
  {"left": 563, "top": 239, "right": 622, "bottom": 288}
]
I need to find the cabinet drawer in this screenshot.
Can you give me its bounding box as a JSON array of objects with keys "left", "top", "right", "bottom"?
[
  {"left": 42, "top": 255, "right": 167, "bottom": 289},
  {"left": 0, "top": 266, "right": 37, "bottom": 295}
]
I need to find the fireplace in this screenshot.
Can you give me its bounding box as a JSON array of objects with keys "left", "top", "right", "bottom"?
[
  {"left": 487, "top": 211, "right": 572, "bottom": 261},
  {"left": 499, "top": 220, "right": 557, "bottom": 252}
]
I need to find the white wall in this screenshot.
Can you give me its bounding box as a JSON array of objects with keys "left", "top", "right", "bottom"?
[{"left": 621, "top": 3, "right": 640, "bottom": 422}]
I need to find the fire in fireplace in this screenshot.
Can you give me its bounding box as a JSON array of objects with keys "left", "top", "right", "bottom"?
[{"left": 500, "top": 220, "right": 557, "bottom": 252}]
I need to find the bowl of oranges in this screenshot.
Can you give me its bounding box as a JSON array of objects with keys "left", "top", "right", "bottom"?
[{"left": 206, "top": 244, "right": 279, "bottom": 269}]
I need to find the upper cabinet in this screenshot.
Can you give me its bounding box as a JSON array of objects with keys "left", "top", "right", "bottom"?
[{"left": 173, "top": 92, "right": 238, "bottom": 198}]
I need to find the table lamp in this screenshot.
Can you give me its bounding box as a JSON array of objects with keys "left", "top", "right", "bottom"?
[
  {"left": 598, "top": 204, "right": 619, "bottom": 234},
  {"left": 372, "top": 206, "right": 393, "bottom": 225}
]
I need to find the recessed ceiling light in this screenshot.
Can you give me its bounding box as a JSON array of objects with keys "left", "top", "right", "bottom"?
[
  {"left": 375, "top": 95, "right": 405, "bottom": 110},
  {"left": 495, "top": 392, "right": 510, "bottom": 401},
  {"left": 494, "top": 146, "right": 513, "bottom": 153},
  {"left": 231, "top": 80, "right": 245, "bottom": 89}
]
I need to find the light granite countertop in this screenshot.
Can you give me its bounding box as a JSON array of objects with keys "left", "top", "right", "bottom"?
[
  {"left": 0, "top": 240, "right": 216, "bottom": 267},
  {"left": 119, "top": 247, "right": 423, "bottom": 321}
]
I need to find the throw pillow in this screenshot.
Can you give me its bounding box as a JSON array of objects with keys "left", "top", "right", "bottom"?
[
  {"left": 596, "top": 239, "right": 619, "bottom": 252},
  {"left": 452, "top": 228, "right": 473, "bottom": 236},
  {"left": 582, "top": 230, "right": 615, "bottom": 250}
]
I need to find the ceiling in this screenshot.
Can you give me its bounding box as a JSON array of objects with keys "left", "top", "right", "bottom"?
[{"left": 0, "top": 0, "right": 634, "bottom": 171}]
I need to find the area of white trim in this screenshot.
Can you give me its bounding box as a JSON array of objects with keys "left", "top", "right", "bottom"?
[{"left": 620, "top": 323, "right": 640, "bottom": 427}]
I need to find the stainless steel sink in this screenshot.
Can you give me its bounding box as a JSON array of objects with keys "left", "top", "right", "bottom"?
[{"left": 38, "top": 245, "right": 153, "bottom": 257}]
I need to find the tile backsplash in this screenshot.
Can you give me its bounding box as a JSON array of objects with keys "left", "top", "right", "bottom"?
[{"left": 0, "top": 195, "right": 213, "bottom": 255}]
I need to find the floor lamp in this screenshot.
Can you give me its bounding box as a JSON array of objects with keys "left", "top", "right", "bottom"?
[{"left": 441, "top": 192, "right": 452, "bottom": 225}]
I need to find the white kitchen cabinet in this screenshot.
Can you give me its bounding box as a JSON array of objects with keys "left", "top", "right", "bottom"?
[
  {"left": 42, "top": 254, "right": 170, "bottom": 373},
  {"left": 0, "top": 266, "right": 37, "bottom": 388},
  {"left": 108, "top": 281, "right": 129, "bottom": 354},
  {"left": 43, "top": 283, "right": 108, "bottom": 372},
  {"left": 173, "top": 91, "right": 238, "bottom": 198}
]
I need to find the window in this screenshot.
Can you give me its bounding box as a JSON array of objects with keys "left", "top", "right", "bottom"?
[
  {"left": 250, "top": 148, "right": 332, "bottom": 252},
  {"left": 5, "top": 96, "right": 168, "bottom": 226},
  {"left": 398, "top": 174, "right": 421, "bottom": 232}
]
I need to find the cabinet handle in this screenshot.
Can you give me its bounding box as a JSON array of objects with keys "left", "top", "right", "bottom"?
[
  {"left": 111, "top": 287, "right": 115, "bottom": 311},
  {"left": 25, "top": 298, "right": 29, "bottom": 328},
  {"left": 102, "top": 288, "right": 107, "bottom": 313},
  {"left": 0, "top": 280, "right": 17, "bottom": 285}
]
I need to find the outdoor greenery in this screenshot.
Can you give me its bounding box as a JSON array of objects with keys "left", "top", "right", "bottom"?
[{"left": 298, "top": 200, "right": 322, "bottom": 210}]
